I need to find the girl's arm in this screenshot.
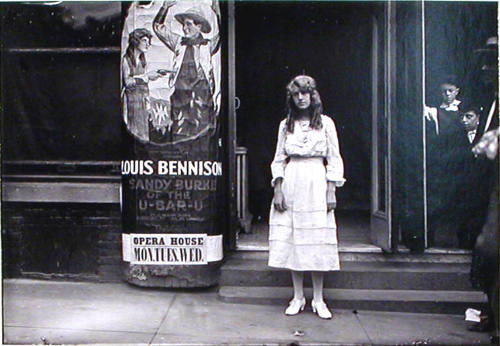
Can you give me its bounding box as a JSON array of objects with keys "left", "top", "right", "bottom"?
[
  {"left": 324, "top": 116, "right": 345, "bottom": 211},
  {"left": 271, "top": 120, "right": 288, "bottom": 212},
  {"left": 324, "top": 116, "right": 345, "bottom": 187}
]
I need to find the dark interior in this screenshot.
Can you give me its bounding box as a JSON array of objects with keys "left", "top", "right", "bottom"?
[{"left": 235, "top": 2, "right": 375, "bottom": 221}]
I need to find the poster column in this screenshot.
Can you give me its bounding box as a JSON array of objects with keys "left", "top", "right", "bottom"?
[{"left": 120, "top": 0, "right": 223, "bottom": 287}]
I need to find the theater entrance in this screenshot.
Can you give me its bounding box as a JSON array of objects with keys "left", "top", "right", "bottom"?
[
  {"left": 233, "top": 2, "right": 387, "bottom": 251},
  {"left": 226, "top": 1, "right": 497, "bottom": 253}
]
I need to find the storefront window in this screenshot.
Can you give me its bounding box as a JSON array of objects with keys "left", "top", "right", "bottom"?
[{"left": 1, "top": 2, "right": 123, "bottom": 162}]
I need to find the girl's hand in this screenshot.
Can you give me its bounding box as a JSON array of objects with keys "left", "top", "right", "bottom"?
[
  {"left": 273, "top": 190, "right": 287, "bottom": 212},
  {"left": 273, "top": 178, "right": 287, "bottom": 212},
  {"left": 327, "top": 183, "right": 336, "bottom": 212}
]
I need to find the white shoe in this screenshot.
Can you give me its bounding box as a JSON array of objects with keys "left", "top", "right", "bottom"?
[
  {"left": 311, "top": 299, "right": 332, "bottom": 319},
  {"left": 285, "top": 297, "right": 306, "bottom": 316}
]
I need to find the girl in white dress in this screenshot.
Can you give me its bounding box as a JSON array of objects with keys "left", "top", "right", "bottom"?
[{"left": 269, "top": 75, "right": 345, "bottom": 319}]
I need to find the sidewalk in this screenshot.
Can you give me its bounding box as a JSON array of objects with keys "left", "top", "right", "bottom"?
[{"left": 2, "top": 279, "right": 492, "bottom": 345}]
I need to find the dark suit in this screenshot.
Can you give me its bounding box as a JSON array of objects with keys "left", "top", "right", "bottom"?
[
  {"left": 470, "top": 180, "right": 498, "bottom": 336},
  {"left": 455, "top": 130, "right": 494, "bottom": 249},
  {"left": 476, "top": 91, "right": 498, "bottom": 135},
  {"left": 426, "top": 107, "right": 468, "bottom": 248}
]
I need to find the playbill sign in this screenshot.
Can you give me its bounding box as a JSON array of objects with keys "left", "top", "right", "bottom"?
[
  {"left": 122, "top": 233, "right": 223, "bottom": 265},
  {"left": 120, "top": 0, "right": 222, "bottom": 227},
  {"left": 126, "top": 234, "right": 207, "bottom": 265}
]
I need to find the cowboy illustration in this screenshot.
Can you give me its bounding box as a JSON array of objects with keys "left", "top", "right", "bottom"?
[{"left": 153, "top": 0, "right": 220, "bottom": 142}]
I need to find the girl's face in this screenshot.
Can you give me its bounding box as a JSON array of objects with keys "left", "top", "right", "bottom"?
[
  {"left": 292, "top": 90, "right": 311, "bottom": 110},
  {"left": 440, "top": 83, "right": 459, "bottom": 105},
  {"left": 137, "top": 37, "right": 151, "bottom": 53}
]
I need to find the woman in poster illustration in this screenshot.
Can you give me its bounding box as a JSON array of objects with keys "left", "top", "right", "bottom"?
[
  {"left": 153, "top": 0, "right": 220, "bottom": 142},
  {"left": 269, "top": 75, "right": 345, "bottom": 319},
  {"left": 122, "top": 28, "right": 164, "bottom": 142}
]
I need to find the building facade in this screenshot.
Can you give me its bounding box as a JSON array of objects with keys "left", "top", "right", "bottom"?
[{"left": 2, "top": 1, "right": 497, "bottom": 282}]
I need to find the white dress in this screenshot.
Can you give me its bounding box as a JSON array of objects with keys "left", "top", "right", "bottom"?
[{"left": 268, "top": 115, "right": 345, "bottom": 271}]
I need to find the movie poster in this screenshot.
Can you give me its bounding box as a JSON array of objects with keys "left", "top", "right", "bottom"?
[
  {"left": 121, "top": 0, "right": 221, "bottom": 145},
  {"left": 120, "top": 0, "right": 223, "bottom": 287}
]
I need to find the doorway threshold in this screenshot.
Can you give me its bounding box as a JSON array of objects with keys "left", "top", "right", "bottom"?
[
  {"left": 397, "top": 246, "right": 472, "bottom": 255},
  {"left": 237, "top": 244, "right": 472, "bottom": 254},
  {"left": 236, "top": 243, "right": 383, "bottom": 253},
  {"left": 235, "top": 244, "right": 472, "bottom": 263}
]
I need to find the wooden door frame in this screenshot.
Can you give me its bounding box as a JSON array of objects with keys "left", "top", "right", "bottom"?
[
  {"left": 371, "top": 1, "right": 426, "bottom": 252},
  {"left": 370, "top": 2, "right": 397, "bottom": 252},
  {"left": 224, "top": 0, "right": 238, "bottom": 251}
]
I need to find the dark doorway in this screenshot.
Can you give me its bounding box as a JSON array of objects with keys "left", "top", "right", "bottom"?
[
  {"left": 423, "top": 1, "right": 498, "bottom": 249},
  {"left": 235, "top": 2, "right": 374, "bottom": 245}
]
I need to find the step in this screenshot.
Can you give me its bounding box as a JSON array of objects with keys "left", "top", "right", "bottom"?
[
  {"left": 218, "top": 286, "right": 488, "bottom": 315},
  {"left": 232, "top": 248, "right": 472, "bottom": 264},
  {"left": 221, "top": 256, "right": 476, "bottom": 291}
]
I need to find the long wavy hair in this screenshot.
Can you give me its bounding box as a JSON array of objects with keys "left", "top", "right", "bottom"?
[
  {"left": 285, "top": 75, "right": 323, "bottom": 133},
  {"left": 125, "top": 28, "right": 153, "bottom": 69}
]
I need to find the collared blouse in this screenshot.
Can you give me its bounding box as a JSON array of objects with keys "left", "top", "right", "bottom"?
[{"left": 271, "top": 114, "right": 345, "bottom": 187}]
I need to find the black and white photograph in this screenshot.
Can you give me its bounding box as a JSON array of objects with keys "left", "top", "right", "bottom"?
[{"left": 1, "top": 1, "right": 499, "bottom": 345}]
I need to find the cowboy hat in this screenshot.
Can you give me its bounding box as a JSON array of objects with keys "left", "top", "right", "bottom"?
[{"left": 175, "top": 8, "right": 211, "bottom": 34}]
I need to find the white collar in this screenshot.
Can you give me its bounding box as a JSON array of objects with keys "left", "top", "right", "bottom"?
[
  {"left": 467, "top": 129, "right": 477, "bottom": 143},
  {"left": 440, "top": 99, "right": 461, "bottom": 111}
]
